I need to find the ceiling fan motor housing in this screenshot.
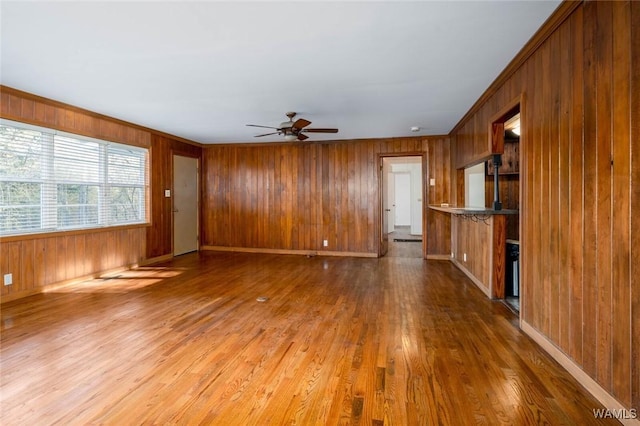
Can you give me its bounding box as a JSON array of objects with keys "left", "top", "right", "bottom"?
[{"left": 247, "top": 111, "right": 337, "bottom": 141}]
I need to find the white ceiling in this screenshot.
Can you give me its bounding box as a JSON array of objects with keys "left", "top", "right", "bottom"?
[{"left": 0, "top": 1, "right": 560, "bottom": 144}]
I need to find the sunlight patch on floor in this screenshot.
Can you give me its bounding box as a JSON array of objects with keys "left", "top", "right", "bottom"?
[{"left": 47, "top": 267, "right": 186, "bottom": 294}]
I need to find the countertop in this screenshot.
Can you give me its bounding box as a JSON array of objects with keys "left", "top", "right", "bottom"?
[{"left": 428, "top": 205, "right": 519, "bottom": 215}]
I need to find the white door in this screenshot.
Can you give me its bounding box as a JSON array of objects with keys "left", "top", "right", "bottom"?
[
  {"left": 394, "top": 173, "right": 411, "bottom": 226},
  {"left": 173, "top": 155, "right": 198, "bottom": 256}
]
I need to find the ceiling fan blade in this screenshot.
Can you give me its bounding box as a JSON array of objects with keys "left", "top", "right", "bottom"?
[
  {"left": 246, "top": 124, "right": 280, "bottom": 130},
  {"left": 297, "top": 133, "right": 309, "bottom": 141},
  {"left": 302, "top": 128, "right": 339, "bottom": 133},
  {"left": 254, "top": 132, "right": 279, "bottom": 137},
  {"left": 292, "top": 118, "right": 311, "bottom": 129}
]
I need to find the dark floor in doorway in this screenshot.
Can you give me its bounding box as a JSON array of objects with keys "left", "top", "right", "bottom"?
[{"left": 503, "top": 297, "right": 520, "bottom": 314}]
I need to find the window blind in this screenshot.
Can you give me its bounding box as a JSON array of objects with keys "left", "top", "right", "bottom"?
[{"left": 0, "top": 119, "right": 149, "bottom": 236}]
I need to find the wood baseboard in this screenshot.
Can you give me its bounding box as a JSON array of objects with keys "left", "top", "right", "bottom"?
[
  {"left": 139, "top": 254, "right": 174, "bottom": 266},
  {"left": 450, "top": 258, "right": 492, "bottom": 298},
  {"left": 521, "top": 321, "right": 640, "bottom": 426},
  {"left": 426, "top": 254, "right": 451, "bottom": 260},
  {"left": 1, "top": 286, "right": 53, "bottom": 304},
  {"left": 200, "top": 245, "right": 377, "bottom": 258},
  {"left": 1, "top": 263, "right": 139, "bottom": 304}
]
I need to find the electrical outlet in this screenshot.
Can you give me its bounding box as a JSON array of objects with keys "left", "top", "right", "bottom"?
[
  {"left": 463, "top": 253, "right": 467, "bottom": 262},
  {"left": 4, "top": 273, "right": 13, "bottom": 286},
  {"left": 323, "top": 240, "right": 328, "bottom": 247},
  {"left": 164, "top": 189, "right": 171, "bottom": 198},
  {"left": 451, "top": 252, "right": 454, "bottom": 258},
  {"left": 430, "top": 178, "right": 435, "bottom": 186}
]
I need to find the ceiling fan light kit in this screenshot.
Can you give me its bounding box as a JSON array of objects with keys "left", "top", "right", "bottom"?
[{"left": 247, "top": 112, "right": 338, "bottom": 142}]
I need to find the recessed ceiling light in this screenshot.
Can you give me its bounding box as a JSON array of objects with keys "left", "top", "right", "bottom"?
[{"left": 410, "top": 126, "right": 420, "bottom": 132}]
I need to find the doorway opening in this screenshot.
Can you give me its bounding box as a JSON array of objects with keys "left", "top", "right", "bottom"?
[
  {"left": 489, "top": 104, "right": 521, "bottom": 314},
  {"left": 380, "top": 155, "right": 424, "bottom": 258}
]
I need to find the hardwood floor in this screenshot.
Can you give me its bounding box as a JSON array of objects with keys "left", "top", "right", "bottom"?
[
  {"left": 0, "top": 252, "right": 614, "bottom": 425},
  {"left": 388, "top": 226, "right": 422, "bottom": 258}
]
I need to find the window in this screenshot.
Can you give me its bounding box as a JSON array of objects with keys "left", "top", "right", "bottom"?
[{"left": 0, "top": 119, "right": 148, "bottom": 236}]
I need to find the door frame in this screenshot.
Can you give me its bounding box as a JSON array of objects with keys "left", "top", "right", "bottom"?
[
  {"left": 377, "top": 152, "right": 427, "bottom": 258},
  {"left": 387, "top": 171, "right": 395, "bottom": 234},
  {"left": 171, "top": 150, "right": 201, "bottom": 256},
  {"left": 488, "top": 94, "right": 524, "bottom": 320}
]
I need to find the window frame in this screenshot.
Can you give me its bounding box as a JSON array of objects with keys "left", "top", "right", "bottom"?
[{"left": 0, "top": 119, "right": 150, "bottom": 237}]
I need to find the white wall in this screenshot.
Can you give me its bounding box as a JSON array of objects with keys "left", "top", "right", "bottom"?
[{"left": 464, "top": 163, "right": 485, "bottom": 208}]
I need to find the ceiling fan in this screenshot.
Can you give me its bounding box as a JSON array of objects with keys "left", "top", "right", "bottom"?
[{"left": 246, "top": 112, "right": 338, "bottom": 141}]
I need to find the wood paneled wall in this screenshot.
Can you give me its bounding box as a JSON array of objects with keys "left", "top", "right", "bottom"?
[
  {"left": 427, "top": 137, "right": 452, "bottom": 256},
  {"left": 202, "top": 136, "right": 450, "bottom": 256},
  {"left": 454, "top": 112, "right": 493, "bottom": 170},
  {"left": 451, "top": 215, "right": 492, "bottom": 295},
  {"left": 450, "top": 1, "right": 639, "bottom": 412},
  {"left": 0, "top": 228, "right": 146, "bottom": 301},
  {"left": 0, "top": 87, "right": 151, "bottom": 148},
  {"left": 0, "top": 87, "right": 200, "bottom": 301}
]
